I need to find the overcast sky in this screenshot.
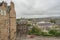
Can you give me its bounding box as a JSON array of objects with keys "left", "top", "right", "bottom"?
[{"left": 0, "top": 0, "right": 60, "bottom": 18}]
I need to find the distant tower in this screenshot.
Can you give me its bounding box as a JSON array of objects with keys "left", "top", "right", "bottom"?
[{"left": 0, "top": 1, "right": 16, "bottom": 40}]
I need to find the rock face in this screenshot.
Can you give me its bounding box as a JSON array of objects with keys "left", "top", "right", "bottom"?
[{"left": 0, "top": 1, "right": 16, "bottom": 40}]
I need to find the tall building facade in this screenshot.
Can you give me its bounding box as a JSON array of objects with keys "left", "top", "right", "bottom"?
[{"left": 0, "top": 1, "right": 16, "bottom": 40}]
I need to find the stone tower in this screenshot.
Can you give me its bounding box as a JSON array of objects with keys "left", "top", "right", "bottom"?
[{"left": 0, "top": 1, "right": 16, "bottom": 40}]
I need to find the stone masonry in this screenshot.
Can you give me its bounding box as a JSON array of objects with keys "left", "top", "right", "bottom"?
[{"left": 0, "top": 1, "right": 16, "bottom": 40}]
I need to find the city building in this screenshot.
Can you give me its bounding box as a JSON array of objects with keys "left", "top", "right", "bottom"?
[{"left": 37, "top": 21, "right": 54, "bottom": 31}]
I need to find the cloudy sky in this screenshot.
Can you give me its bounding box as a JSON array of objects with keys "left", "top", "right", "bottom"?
[{"left": 0, "top": 0, "right": 60, "bottom": 18}]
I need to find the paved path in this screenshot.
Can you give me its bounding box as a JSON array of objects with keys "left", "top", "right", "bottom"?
[{"left": 16, "top": 36, "right": 60, "bottom": 40}]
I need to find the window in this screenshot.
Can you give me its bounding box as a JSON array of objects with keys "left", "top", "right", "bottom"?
[
  {"left": 0, "top": 9, "right": 2, "bottom": 14},
  {"left": 3, "top": 10, "right": 6, "bottom": 15},
  {"left": 0, "top": 9, "right": 6, "bottom": 15}
]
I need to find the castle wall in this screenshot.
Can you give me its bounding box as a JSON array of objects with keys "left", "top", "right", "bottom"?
[
  {"left": 0, "top": 1, "right": 16, "bottom": 40},
  {"left": 9, "top": 2, "right": 16, "bottom": 40}
]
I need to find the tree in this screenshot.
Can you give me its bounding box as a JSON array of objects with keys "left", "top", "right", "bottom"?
[{"left": 49, "top": 19, "right": 56, "bottom": 24}]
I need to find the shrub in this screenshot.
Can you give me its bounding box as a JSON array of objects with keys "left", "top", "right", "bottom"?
[
  {"left": 26, "top": 24, "right": 32, "bottom": 26},
  {"left": 28, "top": 26, "right": 60, "bottom": 36},
  {"left": 28, "top": 26, "right": 42, "bottom": 36},
  {"left": 55, "top": 31, "right": 60, "bottom": 36},
  {"left": 49, "top": 29, "right": 57, "bottom": 35},
  {"left": 41, "top": 31, "right": 52, "bottom": 36},
  {"left": 48, "top": 29, "right": 60, "bottom": 36},
  {"left": 49, "top": 19, "right": 56, "bottom": 24}
]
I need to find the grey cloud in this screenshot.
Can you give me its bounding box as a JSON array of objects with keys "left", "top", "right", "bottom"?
[
  {"left": 0, "top": 0, "right": 60, "bottom": 18},
  {"left": 14, "top": 0, "right": 60, "bottom": 15}
]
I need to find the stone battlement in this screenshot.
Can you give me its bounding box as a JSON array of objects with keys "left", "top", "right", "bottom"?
[{"left": 0, "top": 1, "right": 16, "bottom": 40}]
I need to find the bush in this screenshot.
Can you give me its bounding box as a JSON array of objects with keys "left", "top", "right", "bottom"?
[
  {"left": 28, "top": 27, "right": 42, "bottom": 36},
  {"left": 41, "top": 31, "right": 52, "bottom": 36},
  {"left": 49, "top": 29, "right": 57, "bottom": 35},
  {"left": 55, "top": 31, "right": 60, "bottom": 36},
  {"left": 49, "top": 19, "right": 56, "bottom": 24},
  {"left": 26, "top": 24, "right": 32, "bottom": 26},
  {"left": 48, "top": 29, "right": 60, "bottom": 36},
  {"left": 28, "top": 26, "right": 60, "bottom": 37}
]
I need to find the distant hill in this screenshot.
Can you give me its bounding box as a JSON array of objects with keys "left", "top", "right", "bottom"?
[{"left": 17, "top": 16, "right": 60, "bottom": 22}]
